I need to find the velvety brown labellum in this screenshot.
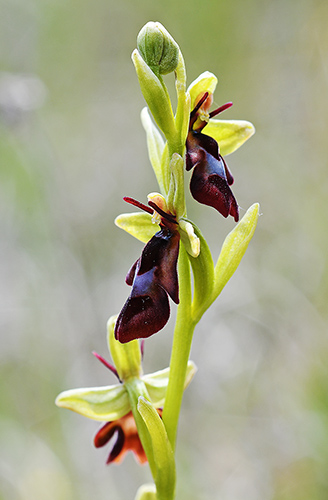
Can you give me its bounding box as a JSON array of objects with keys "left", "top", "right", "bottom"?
[{"left": 115, "top": 228, "right": 180, "bottom": 343}]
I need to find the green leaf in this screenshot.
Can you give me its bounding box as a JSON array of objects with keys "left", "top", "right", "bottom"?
[
  {"left": 205, "top": 119, "right": 255, "bottom": 156},
  {"left": 115, "top": 212, "right": 158, "bottom": 243},
  {"left": 143, "top": 360, "right": 197, "bottom": 407},
  {"left": 212, "top": 203, "right": 259, "bottom": 301},
  {"left": 138, "top": 397, "right": 176, "bottom": 500},
  {"left": 141, "top": 107, "right": 165, "bottom": 193},
  {"left": 55, "top": 384, "right": 130, "bottom": 421},
  {"left": 187, "top": 71, "right": 218, "bottom": 108}
]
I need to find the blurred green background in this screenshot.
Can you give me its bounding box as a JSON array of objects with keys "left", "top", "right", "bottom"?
[{"left": 1, "top": 0, "right": 328, "bottom": 499}]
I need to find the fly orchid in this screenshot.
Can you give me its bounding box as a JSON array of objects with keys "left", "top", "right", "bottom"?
[
  {"left": 56, "top": 316, "right": 196, "bottom": 466},
  {"left": 114, "top": 195, "right": 180, "bottom": 344},
  {"left": 186, "top": 92, "right": 239, "bottom": 221},
  {"left": 185, "top": 71, "right": 255, "bottom": 222},
  {"left": 56, "top": 22, "right": 259, "bottom": 500}
]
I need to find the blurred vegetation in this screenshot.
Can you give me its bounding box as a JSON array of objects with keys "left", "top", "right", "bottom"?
[{"left": 1, "top": 0, "right": 328, "bottom": 499}]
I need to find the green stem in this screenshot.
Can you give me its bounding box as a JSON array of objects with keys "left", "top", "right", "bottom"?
[{"left": 162, "top": 246, "right": 194, "bottom": 450}]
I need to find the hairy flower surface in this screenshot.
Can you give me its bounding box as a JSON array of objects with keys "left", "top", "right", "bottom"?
[{"left": 114, "top": 196, "right": 180, "bottom": 343}]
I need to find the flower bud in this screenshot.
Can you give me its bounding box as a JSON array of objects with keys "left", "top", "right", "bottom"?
[
  {"left": 137, "top": 22, "right": 179, "bottom": 75},
  {"left": 134, "top": 484, "right": 157, "bottom": 500}
]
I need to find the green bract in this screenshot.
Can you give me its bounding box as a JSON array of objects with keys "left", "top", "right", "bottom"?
[
  {"left": 141, "top": 107, "right": 165, "bottom": 193},
  {"left": 213, "top": 202, "right": 260, "bottom": 299},
  {"left": 132, "top": 49, "right": 177, "bottom": 142},
  {"left": 138, "top": 397, "right": 176, "bottom": 500},
  {"left": 187, "top": 204, "right": 260, "bottom": 323}
]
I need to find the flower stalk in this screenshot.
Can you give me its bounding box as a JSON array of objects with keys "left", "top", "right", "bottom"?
[
  {"left": 56, "top": 21, "right": 259, "bottom": 500},
  {"left": 162, "top": 245, "right": 194, "bottom": 450}
]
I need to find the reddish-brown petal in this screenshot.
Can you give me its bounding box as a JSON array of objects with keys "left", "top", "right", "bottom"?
[
  {"left": 186, "top": 97, "right": 239, "bottom": 222},
  {"left": 189, "top": 151, "right": 239, "bottom": 222},
  {"left": 115, "top": 228, "right": 180, "bottom": 343}
]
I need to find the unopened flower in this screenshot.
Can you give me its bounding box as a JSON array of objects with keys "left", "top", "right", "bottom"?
[
  {"left": 114, "top": 195, "right": 180, "bottom": 344},
  {"left": 137, "top": 21, "right": 179, "bottom": 76}
]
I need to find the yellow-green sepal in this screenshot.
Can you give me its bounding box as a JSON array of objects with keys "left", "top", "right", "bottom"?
[
  {"left": 205, "top": 119, "right": 255, "bottom": 156},
  {"left": 212, "top": 203, "right": 259, "bottom": 300},
  {"left": 187, "top": 71, "right": 218, "bottom": 108},
  {"left": 143, "top": 360, "right": 197, "bottom": 408},
  {"left": 115, "top": 212, "right": 158, "bottom": 243},
  {"left": 55, "top": 384, "right": 130, "bottom": 421}
]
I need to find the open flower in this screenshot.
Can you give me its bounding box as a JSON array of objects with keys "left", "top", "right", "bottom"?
[
  {"left": 94, "top": 409, "right": 162, "bottom": 465},
  {"left": 114, "top": 195, "right": 180, "bottom": 344},
  {"left": 186, "top": 92, "right": 239, "bottom": 221},
  {"left": 186, "top": 72, "right": 255, "bottom": 222},
  {"left": 56, "top": 316, "right": 197, "bottom": 465}
]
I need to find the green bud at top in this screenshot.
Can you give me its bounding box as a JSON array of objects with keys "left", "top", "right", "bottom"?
[
  {"left": 107, "top": 315, "right": 142, "bottom": 381},
  {"left": 137, "top": 22, "right": 179, "bottom": 76}
]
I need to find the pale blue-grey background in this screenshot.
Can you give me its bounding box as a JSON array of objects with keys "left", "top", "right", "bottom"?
[{"left": 1, "top": 0, "right": 328, "bottom": 499}]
